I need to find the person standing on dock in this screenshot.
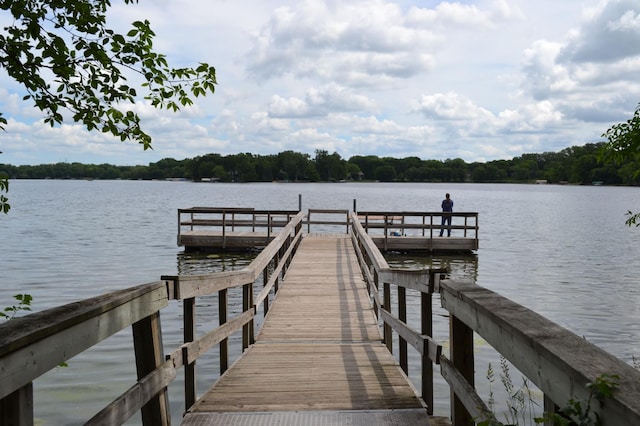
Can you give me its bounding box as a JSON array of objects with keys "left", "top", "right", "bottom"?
[{"left": 440, "top": 193, "right": 453, "bottom": 237}]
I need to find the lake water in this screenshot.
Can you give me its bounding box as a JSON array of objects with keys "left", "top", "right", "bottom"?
[{"left": 2, "top": 180, "right": 640, "bottom": 425}]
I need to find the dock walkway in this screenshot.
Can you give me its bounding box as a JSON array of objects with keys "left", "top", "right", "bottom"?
[{"left": 181, "top": 234, "right": 432, "bottom": 425}]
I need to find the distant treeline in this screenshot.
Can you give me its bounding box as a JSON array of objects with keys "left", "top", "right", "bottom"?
[{"left": 1, "top": 143, "right": 638, "bottom": 185}]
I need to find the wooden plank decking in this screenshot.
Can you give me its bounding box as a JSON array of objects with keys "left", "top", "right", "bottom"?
[{"left": 181, "top": 234, "right": 434, "bottom": 425}]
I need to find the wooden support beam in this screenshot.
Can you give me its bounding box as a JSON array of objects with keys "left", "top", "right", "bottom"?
[
  {"left": 219, "top": 289, "right": 228, "bottom": 375},
  {"left": 0, "top": 383, "right": 33, "bottom": 426},
  {"left": 450, "top": 313, "right": 474, "bottom": 426},
  {"left": 183, "top": 298, "right": 196, "bottom": 410},
  {"left": 132, "top": 312, "right": 170, "bottom": 426},
  {"left": 422, "top": 291, "right": 434, "bottom": 415}
]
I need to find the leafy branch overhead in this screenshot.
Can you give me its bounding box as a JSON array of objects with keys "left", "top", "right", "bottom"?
[
  {"left": 600, "top": 103, "right": 640, "bottom": 227},
  {"left": 0, "top": 0, "right": 217, "bottom": 149}
]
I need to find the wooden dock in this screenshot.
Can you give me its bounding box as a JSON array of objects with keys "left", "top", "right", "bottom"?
[
  {"left": 3, "top": 208, "right": 640, "bottom": 426},
  {"left": 182, "top": 235, "right": 434, "bottom": 425},
  {"left": 177, "top": 208, "right": 479, "bottom": 252}
]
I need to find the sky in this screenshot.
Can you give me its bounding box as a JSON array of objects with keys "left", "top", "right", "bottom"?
[{"left": 1, "top": 0, "right": 640, "bottom": 166}]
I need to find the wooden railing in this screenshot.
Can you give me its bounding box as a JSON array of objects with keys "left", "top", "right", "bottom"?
[
  {"left": 0, "top": 211, "right": 305, "bottom": 426},
  {"left": 350, "top": 210, "right": 640, "bottom": 425},
  {"left": 178, "top": 207, "right": 299, "bottom": 247},
  {"left": 357, "top": 210, "right": 478, "bottom": 239},
  {"left": 437, "top": 279, "right": 640, "bottom": 426},
  {"left": 305, "top": 208, "right": 350, "bottom": 233},
  {"left": 349, "top": 211, "right": 445, "bottom": 414}
]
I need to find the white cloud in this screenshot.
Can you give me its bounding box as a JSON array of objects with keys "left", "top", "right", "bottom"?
[
  {"left": 268, "top": 84, "right": 377, "bottom": 118},
  {"left": 2, "top": 0, "right": 640, "bottom": 166}
]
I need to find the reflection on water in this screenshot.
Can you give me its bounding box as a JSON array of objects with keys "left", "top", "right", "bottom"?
[
  {"left": 176, "top": 251, "right": 255, "bottom": 275},
  {"left": 386, "top": 251, "right": 479, "bottom": 281}
]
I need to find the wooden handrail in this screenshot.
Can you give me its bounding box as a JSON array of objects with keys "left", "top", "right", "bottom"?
[
  {"left": 355, "top": 211, "right": 479, "bottom": 236},
  {"left": 439, "top": 279, "right": 640, "bottom": 426},
  {"left": 0, "top": 212, "right": 306, "bottom": 426},
  {"left": 306, "top": 208, "right": 350, "bottom": 233}
]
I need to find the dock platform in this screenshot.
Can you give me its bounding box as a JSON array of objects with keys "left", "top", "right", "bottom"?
[
  {"left": 177, "top": 208, "right": 479, "bottom": 252},
  {"left": 181, "top": 235, "right": 436, "bottom": 425}
]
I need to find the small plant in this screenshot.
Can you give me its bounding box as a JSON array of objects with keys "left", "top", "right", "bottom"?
[
  {"left": 1, "top": 293, "right": 32, "bottom": 320},
  {"left": 538, "top": 374, "right": 619, "bottom": 426},
  {"left": 480, "top": 357, "right": 540, "bottom": 426},
  {"left": 480, "top": 357, "right": 618, "bottom": 426},
  {"left": 633, "top": 355, "right": 639, "bottom": 370}
]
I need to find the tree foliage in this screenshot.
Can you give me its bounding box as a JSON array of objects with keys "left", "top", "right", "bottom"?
[
  {"left": 0, "top": 0, "right": 217, "bottom": 149},
  {"left": 0, "top": 293, "right": 32, "bottom": 320},
  {"left": 2, "top": 142, "right": 637, "bottom": 186},
  {"left": 601, "top": 104, "right": 640, "bottom": 173},
  {"left": 0, "top": 171, "right": 9, "bottom": 214},
  {"left": 601, "top": 104, "right": 640, "bottom": 227}
]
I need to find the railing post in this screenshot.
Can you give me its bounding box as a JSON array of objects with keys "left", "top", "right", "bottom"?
[
  {"left": 263, "top": 264, "right": 270, "bottom": 315},
  {"left": 430, "top": 214, "right": 434, "bottom": 248},
  {"left": 222, "top": 212, "right": 227, "bottom": 249},
  {"left": 383, "top": 215, "right": 388, "bottom": 252},
  {"left": 398, "top": 285, "right": 407, "bottom": 373},
  {"left": 177, "top": 210, "right": 182, "bottom": 246},
  {"left": 421, "top": 272, "right": 435, "bottom": 414},
  {"left": 345, "top": 210, "right": 349, "bottom": 234},
  {"left": 371, "top": 268, "right": 379, "bottom": 318},
  {"left": 132, "top": 312, "right": 171, "bottom": 426},
  {"left": 383, "top": 281, "right": 392, "bottom": 353},
  {"left": 219, "top": 289, "right": 228, "bottom": 374},
  {"left": 0, "top": 383, "right": 34, "bottom": 426},
  {"left": 476, "top": 214, "right": 479, "bottom": 249},
  {"left": 450, "top": 313, "right": 474, "bottom": 426},
  {"left": 242, "top": 283, "right": 254, "bottom": 350},
  {"left": 183, "top": 298, "right": 196, "bottom": 410},
  {"left": 274, "top": 251, "right": 281, "bottom": 293}
]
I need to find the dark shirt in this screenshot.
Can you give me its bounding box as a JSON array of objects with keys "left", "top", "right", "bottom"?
[{"left": 442, "top": 198, "right": 453, "bottom": 212}]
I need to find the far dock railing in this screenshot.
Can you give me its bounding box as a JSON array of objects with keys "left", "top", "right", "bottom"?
[
  {"left": 178, "top": 206, "right": 479, "bottom": 252},
  {"left": 305, "top": 208, "right": 350, "bottom": 233},
  {"left": 178, "top": 207, "right": 299, "bottom": 249},
  {"left": 356, "top": 211, "right": 479, "bottom": 251}
]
